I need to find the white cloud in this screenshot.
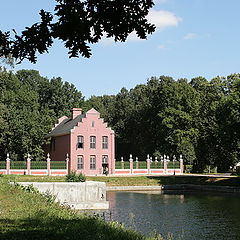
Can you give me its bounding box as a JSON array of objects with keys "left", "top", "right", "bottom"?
[
  {"left": 184, "top": 33, "right": 198, "bottom": 40},
  {"left": 99, "top": 9, "right": 182, "bottom": 44},
  {"left": 147, "top": 10, "right": 182, "bottom": 30},
  {"left": 125, "top": 10, "right": 182, "bottom": 41}
]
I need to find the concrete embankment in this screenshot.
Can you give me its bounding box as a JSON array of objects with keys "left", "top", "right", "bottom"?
[
  {"left": 162, "top": 184, "right": 240, "bottom": 193},
  {"left": 107, "top": 184, "right": 240, "bottom": 193},
  {"left": 107, "top": 185, "right": 163, "bottom": 191},
  {"left": 19, "top": 181, "right": 109, "bottom": 209}
]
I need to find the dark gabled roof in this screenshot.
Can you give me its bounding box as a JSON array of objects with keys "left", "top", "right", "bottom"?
[{"left": 47, "top": 114, "right": 85, "bottom": 137}]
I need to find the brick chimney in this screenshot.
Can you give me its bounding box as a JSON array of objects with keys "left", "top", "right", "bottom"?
[{"left": 71, "top": 108, "right": 82, "bottom": 119}]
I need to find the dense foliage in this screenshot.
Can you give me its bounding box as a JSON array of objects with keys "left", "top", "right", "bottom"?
[
  {"left": 84, "top": 75, "right": 240, "bottom": 172},
  {"left": 1, "top": 68, "right": 239, "bottom": 172},
  {"left": 0, "top": 68, "right": 84, "bottom": 161}
]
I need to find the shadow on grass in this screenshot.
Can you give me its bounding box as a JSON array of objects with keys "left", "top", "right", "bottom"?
[
  {"left": 0, "top": 211, "right": 145, "bottom": 240},
  {"left": 147, "top": 175, "right": 240, "bottom": 187}
]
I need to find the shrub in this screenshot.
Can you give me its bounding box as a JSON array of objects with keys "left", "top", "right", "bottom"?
[
  {"left": 184, "top": 165, "right": 193, "bottom": 173},
  {"left": 65, "top": 171, "right": 86, "bottom": 182}
]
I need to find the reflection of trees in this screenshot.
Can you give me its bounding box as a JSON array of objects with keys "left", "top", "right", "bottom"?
[{"left": 106, "top": 191, "right": 240, "bottom": 239}]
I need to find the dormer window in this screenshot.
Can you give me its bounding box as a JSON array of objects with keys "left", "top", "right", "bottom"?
[{"left": 77, "top": 136, "right": 84, "bottom": 148}]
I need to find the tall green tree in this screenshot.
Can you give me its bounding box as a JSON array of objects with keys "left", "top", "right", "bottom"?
[
  {"left": 214, "top": 75, "right": 240, "bottom": 171},
  {"left": 0, "top": 68, "right": 84, "bottom": 160}
]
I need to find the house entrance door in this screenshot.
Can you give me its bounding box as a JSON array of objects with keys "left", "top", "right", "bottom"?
[{"left": 102, "top": 163, "right": 109, "bottom": 175}]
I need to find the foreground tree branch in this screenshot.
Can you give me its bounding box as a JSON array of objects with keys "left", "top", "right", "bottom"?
[{"left": 0, "top": 0, "right": 155, "bottom": 63}]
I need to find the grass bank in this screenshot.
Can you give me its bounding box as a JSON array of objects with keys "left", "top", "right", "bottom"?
[
  {"left": 4, "top": 174, "right": 240, "bottom": 187},
  {"left": 0, "top": 178, "right": 165, "bottom": 240}
]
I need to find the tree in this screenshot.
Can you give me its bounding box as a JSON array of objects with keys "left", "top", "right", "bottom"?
[
  {"left": 0, "top": 0, "right": 155, "bottom": 63},
  {"left": 0, "top": 68, "right": 84, "bottom": 161},
  {"left": 16, "top": 70, "right": 84, "bottom": 118},
  {"left": 83, "top": 94, "right": 115, "bottom": 121},
  {"left": 214, "top": 75, "right": 240, "bottom": 171}
]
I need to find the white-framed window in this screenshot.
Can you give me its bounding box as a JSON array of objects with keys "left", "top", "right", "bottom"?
[
  {"left": 77, "top": 155, "right": 84, "bottom": 169},
  {"left": 90, "top": 136, "right": 96, "bottom": 149},
  {"left": 102, "top": 136, "right": 108, "bottom": 149},
  {"left": 102, "top": 155, "right": 108, "bottom": 164},
  {"left": 90, "top": 155, "right": 96, "bottom": 170},
  {"left": 77, "top": 136, "right": 84, "bottom": 148}
]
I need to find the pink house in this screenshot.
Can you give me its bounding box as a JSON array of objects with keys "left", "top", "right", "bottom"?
[{"left": 46, "top": 108, "right": 115, "bottom": 175}]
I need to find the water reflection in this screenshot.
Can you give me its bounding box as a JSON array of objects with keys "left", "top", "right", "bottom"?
[{"left": 106, "top": 191, "right": 240, "bottom": 240}]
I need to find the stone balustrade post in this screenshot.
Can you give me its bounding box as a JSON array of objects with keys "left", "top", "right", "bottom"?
[
  {"left": 164, "top": 154, "right": 167, "bottom": 174},
  {"left": 167, "top": 156, "right": 170, "bottom": 174},
  {"left": 136, "top": 157, "right": 139, "bottom": 169},
  {"left": 173, "top": 155, "right": 176, "bottom": 175},
  {"left": 27, "top": 153, "right": 31, "bottom": 175},
  {"left": 129, "top": 154, "right": 133, "bottom": 174},
  {"left": 6, "top": 153, "right": 10, "bottom": 175},
  {"left": 147, "top": 154, "right": 150, "bottom": 174},
  {"left": 155, "top": 157, "right": 158, "bottom": 168},
  {"left": 47, "top": 153, "right": 51, "bottom": 176},
  {"left": 160, "top": 156, "right": 163, "bottom": 169},
  {"left": 180, "top": 154, "right": 184, "bottom": 174},
  {"left": 121, "top": 157, "right": 124, "bottom": 169},
  {"left": 66, "top": 153, "right": 69, "bottom": 174}
]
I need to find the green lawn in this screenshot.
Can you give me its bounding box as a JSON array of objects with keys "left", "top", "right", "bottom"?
[
  {"left": 0, "top": 178, "right": 165, "bottom": 240},
  {"left": 5, "top": 174, "right": 240, "bottom": 187}
]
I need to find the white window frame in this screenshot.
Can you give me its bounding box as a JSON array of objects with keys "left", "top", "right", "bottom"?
[
  {"left": 90, "top": 136, "right": 96, "bottom": 149},
  {"left": 90, "top": 155, "right": 96, "bottom": 170},
  {"left": 102, "top": 136, "right": 108, "bottom": 149},
  {"left": 77, "top": 155, "right": 84, "bottom": 169}
]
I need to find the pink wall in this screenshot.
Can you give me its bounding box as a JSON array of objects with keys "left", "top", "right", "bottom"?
[
  {"left": 48, "top": 134, "right": 70, "bottom": 162},
  {"left": 70, "top": 109, "right": 115, "bottom": 175}
]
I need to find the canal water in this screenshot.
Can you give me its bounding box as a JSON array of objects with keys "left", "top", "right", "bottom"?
[{"left": 104, "top": 190, "right": 240, "bottom": 240}]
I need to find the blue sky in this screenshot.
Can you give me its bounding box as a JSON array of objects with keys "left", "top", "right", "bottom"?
[{"left": 1, "top": 0, "right": 240, "bottom": 98}]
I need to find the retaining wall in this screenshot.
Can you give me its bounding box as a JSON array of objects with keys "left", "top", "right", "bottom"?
[
  {"left": 107, "top": 184, "right": 240, "bottom": 193},
  {"left": 19, "top": 181, "right": 109, "bottom": 210}
]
